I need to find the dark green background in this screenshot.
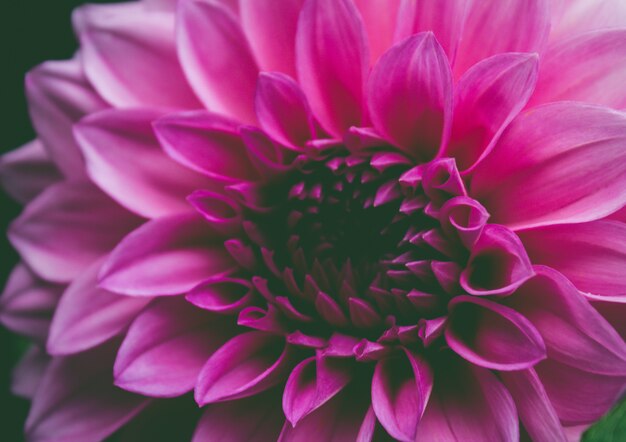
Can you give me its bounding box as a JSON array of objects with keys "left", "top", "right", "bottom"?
[{"left": 0, "top": 1, "right": 623, "bottom": 441}]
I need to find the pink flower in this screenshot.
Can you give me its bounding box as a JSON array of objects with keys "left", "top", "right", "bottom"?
[{"left": 2, "top": 0, "right": 626, "bottom": 440}]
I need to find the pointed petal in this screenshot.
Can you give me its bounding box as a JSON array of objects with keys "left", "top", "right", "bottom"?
[
  {"left": 186, "top": 277, "right": 253, "bottom": 314},
  {"left": 8, "top": 182, "right": 142, "bottom": 283},
  {"left": 368, "top": 32, "right": 452, "bottom": 160},
  {"left": 296, "top": 0, "right": 368, "bottom": 137},
  {"left": 471, "top": 102, "right": 626, "bottom": 229},
  {"left": 11, "top": 346, "right": 51, "bottom": 399},
  {"left": 99, "top": 213, "right": 236, "bottom": 296},
  {"left": 446, "top": 52, "right": 539, "bottom": 171},
  {"left": 354, "top": 0, "right": 401, "bottom": 64},
  {"left": 177, "top": 0, "right": 258, "bottom": 123}
]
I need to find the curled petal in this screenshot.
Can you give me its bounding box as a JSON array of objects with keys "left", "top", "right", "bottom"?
[
  {"left": 186, "top": 277, "right": 254, "bottom": 314},
  {"left": 421, "top": 158, "right": 466, "bottom": 204},
  {"left": 439, "top": 196, "right": 490, "bottom": 248}
]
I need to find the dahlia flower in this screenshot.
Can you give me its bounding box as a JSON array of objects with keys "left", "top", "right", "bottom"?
[{"left": 2, "top": 0, "right": 626, "bottom": 440}]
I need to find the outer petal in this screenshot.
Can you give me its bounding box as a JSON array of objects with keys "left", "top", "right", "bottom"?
[
  {"left": 8, "top": 182, "right": 142, "bottom": 283},
  {"left": 11, "top": 346, "right": 51, "bottom": 400},
  {"left": 354, "top": 0, "right": 401, "bottom": 64},
  {"left": 75, "top": 108, "right": 210, "bottom": 218},
  {"left": 296, "top": 0, "right": 368, "bottom": 137},
  {"left": 368, "top": 32, "right": 452, "bottom": 160},
  {"left": 47, "top": 258, "right": 150, "bottom": 356},
  {"left": 551, "top": 0, "right": 626, "bottom": 40},
  {"left": 445, "top": 52, "right": 539, "bottom": 171},
  {"left": 25, "top": 341, "right": 150, "bottom": 442},
  {"left": 518, "top": 221, "right": 626, "bottom": 296},
  {"left": 177, "top": 0, "right": 258, "bottom": 123},
  {"left": 0, "top": 140, "right": 62, "bottom": 204},
  {"left": 99, "top": 213, "right": 236, "bottom": 296},
  {"left": 531, "top": 29, "right": 626, "bottom": 108},
  {"left": 471, "top": 102, "right": 626, "bottom": 229},
  {"left": 25, "top": 57, "right": 107, "bottom": 178},
  {"left": 114, "top": 297, "right": 234, "bottom": 397},
  {"left": 454, "top": 0, "right": 550, "bottom": 77},
  {"left": 73, "top": 2, "right": 199, "bottom": 108},
  {"left": 506, "top": 266, "right": 626, "bottom": 375}
]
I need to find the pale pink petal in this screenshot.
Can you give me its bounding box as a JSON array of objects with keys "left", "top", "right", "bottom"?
[
  {"left": 74, "top": 108, "right": 210, "bottom": 218},
  {"left": 471, "top": 102, "right": 626, "bottom": 229},
  {"left": 551, "top": 0, "right": 626, "bottom": 40},
  {"left": 531, "top": 29, "right": 626, "bottom": 108},
  {"left": 11, "top": 346, "right": 51, "bottom": 400},
  {"left": 454, "top": 0, "right": 550, "bottom": 77},
  {"left": 47, "top": 258, "right": 151, "bottom": 356},
  {"left": 99, "top": 213, "right": 236, "bottom": 296},
  {"left": 9, "top": 182, "right": 142, "bottom": 283},
  {"left": 114, "top": 297, "right": 234, "bottom": 397},
  {"left": 240, "top": 0, "right": 304, "bottom": 77},
  {"left": 0, "top": 140, "right": 62, "bottom": 204},
  {"left": 296, "top": 0, "right": 368, "bottom": 137},
  {"left": 446, "top": 52, "right": 539, "bottom": 171},
  {"left": 177, "top": 0, "right": 258, "bottom": 123},
  {"left": 446, "top": 296, "right": 546, "bottom": 370},
  {"left": 354, "top": 0, "right": 400, "bottom": 64},
  {"left": 519, "top": 221, "right": 626, "bottom": 296},
  {"left": 368, "top": 32, "right": 452, "bottom": 160},
  {"left": 25, "top": 56, "right": 107, "bottom": 178},
  {"left": 154, "top": 110, "right": 259, "bottom": 182}
]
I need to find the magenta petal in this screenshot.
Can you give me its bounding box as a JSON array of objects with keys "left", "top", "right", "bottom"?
[
  {"left": 371, "top": 349, "right": 433, "bottom": 442},
  {"left": 471, "top": 102, "right": 626, "bottom": 229},
  {"left": 154, "top": 110, "right": 259, "bottom": 182},
  {"left": 11, "top": 346, "right": 50, "bottom": 400},
  {"left": 99, "top": 213, "right": 236, "bottom": 296},
  {"left": 177, "top": 0, "right": 258, "bottom": 123},
  {"left": 506, "top": 266, "right": 626, "bottom": 375},
  {"left": 0, "top": 140, "right": 62, "bottom": 204},
  {"left": 283, "top": 354, "right": 353, "bottom": 425},
  {"left": 114, "top": 297, "right": 233, "bottom": 397},
  {"left": 47, "top": 258, "right": 149, "bottom": 356},
  {"left": 195, "top": 332, "right": 294, "bottom": 405},
  {"left": 446, "top": 296, "right": 546, "bottom": 370},
  {"left": 500, "top": 369, "right": 567, "bottom": 442},
  {"left": 9, "top": 182, "right": 142, "bottom": 283},
  {"left": 439, "top": 196, "right": 490, "bottom": 248},
  {"left": 25, "top": 341, "right": 150, "bottom": 442},
  {"left": 551, "top": 0, "right": 626, "bottom": 39},
  {"left": 460, "top": 224, "right": 534, "bottom": 296},
  {"left": 73, "top": 2, "right": 199, "bottom": 109},
  {"left": 296, "top": 0, "right": 368, "bottom": 137},
  {"left": 193, "top": 390, "right": 284, "bottom": 442},
  {"left": 446, "top": 52, "right": 539, "bottom": 171},
  {"left": 519, "top": 220, "right": 626, "bottom": 298},
  {"left": 354, "top": 0, "right": 400, "bottom": 64},
  {"left": 186, "top": 277, "right": 253, "bottom": 314},
  {"left": 368, "top": 32, "right": 452, "bottom": 160}
]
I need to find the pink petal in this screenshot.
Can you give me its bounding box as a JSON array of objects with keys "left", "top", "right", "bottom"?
[
  {"left": 153, "top": 110, "right": 259, "bottom": 182},
  {"left": 186, "top": 277, "right": 253, "bottom": 314},
  {"left": 177, "top": 0, "right": 258, "bottom": 123},
  {"left": 454, "top": 0, "right": 550, "bottom": 78},
  {"left": 99, "top": 213, "right": 236, "bottom": 296},
  {"left": 283, "top": 354, "right": 353, "bottom": 425},
  {"left": 531, "top": 29, "right": 626, "bottom": 108},
  {"left": 47, "top": 258, "right": 150, "bottom": 356},
  {"left": 354, "top": 0, "right": 401, "bottom": 64},
  {"left": 75, "top": 108, "right": 210, "bottom": 218},
  {"left": 11, "top": 346, "right": 51, "bottom": 399},
  {"left": 240, "top": 0, "right": 304, "bottom": 77},
  {"left": 505, "top": 266, "right": 626, "bottom": 375},
  {"left": 394, "top": 0, "right": 469, "bottom": 64},
  {"left": 255, "top": 72, "right": 316, "bottom": 149},
  {"left": 367, "top": 32, "right": 452, "bottom": 160},
  {"left": 500, "top": 369, "right": 567, "bottom": 442},
  {"left": 193, "top": 390, "right": 284, "bottom": 442},
  {"left": 73, "top": 2, "right": 199, "bottom": 109},
  {"left": 471, "top": 102, "right": 626, "bottom": 229},
  {"left": 25, "top": 341, "right": 150, "bottom": 442},
  {"left": 446, "top": 296, "right": 546, "bottom": 370},
  {"left": 114, "top": 297, "right": 233, "bottom": 397},
  {"left": 371, "top": 349, "right": 433, "bottom": 442},
  {"left": 0, "top": 140, "right": 62, "bottom": 204},
  {"left": 25, "top": 56, "right": 107, "bottom": 178},
  {"left": 460, "top": 224, "right": 534, "bottom": 296},
  {"left": 590, "top": 297, "right": 626, "bottom": 340},
  {"left": 519, "top": 220, "right": 626, "bottom": 296},
  {"left": 551, "top": 0, "right": 626, "bottom": 41},
  {"left": 9, "top": 182, "right": 142, "bottom": 283},
  {"left": 296, "top": 0, "right": 368, "bottom": 137},
  {"left": 195, "top": 332, "right": 294, "bottom": 405},
  {"left": 416, "top": 355, "right": 518, "bottom": 441},
  {"left": 439, "top": 196, "right": 490, "bottom": 249},
  {"left": 0, "top": 264, "right": 63, "bottom": 344},
  {"left": 446, "top": 52, "right": 539, "bottom": 171}
]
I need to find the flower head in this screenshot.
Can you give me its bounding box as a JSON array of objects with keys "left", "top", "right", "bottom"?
[{"left": 2, "top": 0, "right": 626, "bottom": 441}]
